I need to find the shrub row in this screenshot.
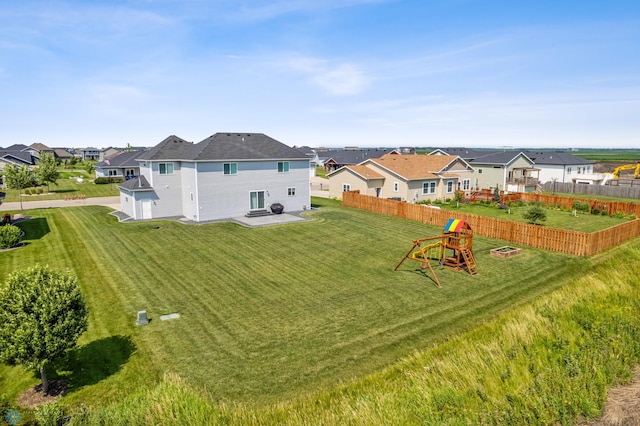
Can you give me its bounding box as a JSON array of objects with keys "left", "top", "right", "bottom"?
[{"left": 94, "top": 177, "right": 124, "bottom": 185}]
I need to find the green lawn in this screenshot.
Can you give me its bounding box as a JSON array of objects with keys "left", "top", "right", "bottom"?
[
  {"left": 434, "top": 201, "right": 633, "bottom": 232},
  {"left": 2, "top": 171, "right": 119, "bottom": 202},
  {"left": 0, "top": 199, "right": 589, "bottom": 409},
  {"left": 571, "top": 150, "right": 640, "bottom": 162}
]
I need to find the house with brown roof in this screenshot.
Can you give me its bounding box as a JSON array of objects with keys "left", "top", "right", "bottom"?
[{"left": 327, "top": 153, "right": 473, "bottom": 202}]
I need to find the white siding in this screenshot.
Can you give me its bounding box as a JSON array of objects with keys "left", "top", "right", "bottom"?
[
  {"left": 148, "top": 161, "right": 184, "bottom": 218},
  {"left": 196, "top": 159, "right": 310, "bottom": 221}
]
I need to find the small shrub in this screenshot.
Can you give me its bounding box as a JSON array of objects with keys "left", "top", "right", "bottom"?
[
  {"left": 95, "top": 177, "right": 124, "bottom": 184},
  {"left": 522, "top": 205, "right": 547, "bottom": 225},
  {"left": 445, "top": 197, "right": 452, "bottom": 203},
  {"left": 35, "top": 401, "right": 65, "bottom": 426},
  {"left": 572, "top": 200, "right": 590, "bottom": 213},
  {"left": 36, "top": 187, "right": 44, "bottom": 194},
  {"left": 433, "top": 199, "right": 442, "bottom": 205},
  {"left": 591, "top": 208, "right": 600, "bottom": 215},
  {"left": 0, "top": 225, "right": 22, "bottom": 249}
]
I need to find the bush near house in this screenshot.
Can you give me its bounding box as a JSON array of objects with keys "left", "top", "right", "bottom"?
[
  {"left": 94, "top": 177, "right": 124, "bottom": 184},
  {"left": 0, "top": 225, "right": 21, "bottom": 249}
]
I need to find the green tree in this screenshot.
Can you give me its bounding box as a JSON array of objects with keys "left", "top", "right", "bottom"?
[
  {"left": 36, "top": 152, "right": 60, "bottom": 191},
  {"left": 0, "top": 264, "right": 88, "bottom": 394},
  {"left": 522, "top": 205, "right": 547, "bottom": 225},
  {"left": 3, "top": 164, "right": 33, "bottom": 210}
]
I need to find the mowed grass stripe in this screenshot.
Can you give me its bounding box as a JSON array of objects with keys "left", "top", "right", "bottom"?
[{"left": 0, "top": 199, "right": 588, "bottom": 406}]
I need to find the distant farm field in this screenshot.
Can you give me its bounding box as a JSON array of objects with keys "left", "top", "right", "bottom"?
[
  {"left": 0, "top": 199, "right": 589, "bottom": 408},
  {"left": 572, "top": 150, "right": 640, "bottom": 162}
]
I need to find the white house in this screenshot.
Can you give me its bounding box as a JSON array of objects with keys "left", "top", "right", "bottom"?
[
  {"left": 95, "top": 151, "right": 144, "bottom": 180},
  {"left": 118, "top": 133, "right": 311, "bottom": 221},
  {"left": 522, "top": 150, "right": 594, "bottom": 183}
]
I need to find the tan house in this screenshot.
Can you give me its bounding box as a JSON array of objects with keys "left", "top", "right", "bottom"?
[{"left": 328, "top": 154, "right": 473, "bottom": 202}]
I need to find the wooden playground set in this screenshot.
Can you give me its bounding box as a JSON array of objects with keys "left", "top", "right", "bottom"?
[{"left": 395, "top": 218, "right": 477, "bottom": 287}]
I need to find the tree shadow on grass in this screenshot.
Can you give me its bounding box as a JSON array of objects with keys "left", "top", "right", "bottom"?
[
  {"left": 17, "top": 217, "right": 50, "bottom": 240},
  {"left": 52, "top": 335, "right": 136, "bottom": 392}
]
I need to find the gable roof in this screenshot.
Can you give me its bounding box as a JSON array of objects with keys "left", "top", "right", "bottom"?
[
  {"left": 4, "top": 144, "right": 30, "bottom": 152},
  {"left": 29, "top": 143, "right": 52, "bottom": 151},
  {"left": 368, "top": 154, "right": 468, "bottom": 180},
  {"left": 95, "top": 150, "right": 144, "bottom": 168},
  {"left": 53, "top": 148, "right": 73, "bottom": 158}
]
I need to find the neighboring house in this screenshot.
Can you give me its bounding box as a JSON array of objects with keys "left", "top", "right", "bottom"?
[
  {"left": 53, "top": 148, "right": 74, "bottom": 162},
  {"left": 432, "top": 148, "right": 539, "bottom": 192},
  {"left": 99, "top": 147, "right": 122, "bottom": 161},
  {"left": 28, "top": 143, "right": 55, "bottom": 160},
  {"left": 323, "top": 148, "right": 399, "bottom": 172},
  {"left": 293, "top": 146, "right": 319, "bottom": 178},
  {"left": 327, "top": 153, "right": 473, "bottom": 202},
  {"left": 95, "top": 151, "right": 143, "bottom": 180},
  {"left": 522, "top": 150, "right": 594, "bottom": 183},
  {"left": 118, "top": 133, "right": 310, "bottom": 221},
  {"left": 81, "top": 148, "right": 100, "bottom": 161},
  {"left": 0, "top": 144, "right": 37, "bottom": 169}
]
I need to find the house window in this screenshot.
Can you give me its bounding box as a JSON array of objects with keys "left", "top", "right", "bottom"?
[
  {"left": 462, "top": 179, "right": 470, "bottom": 190},
  {"left": 278, "top": 161, "right": 290, "bottom": 173},
  {"left": 422, "top": 181, "right": 436, "bottom": 194},
  {"left": 108, "top": 169, "right": 118, "bottom": 176},
  {"left": 446, "top": 180, "right": 454, "bottom": 193},
  {"left": 250, "top": 191, "right": 265, "bottom": 210},
  {"left": 224, "top": 163, "right": 237, "bottom": 175},
  {"left": 478, "top": 169, "right": 483, "bottom": 174},
  {"left": 342, "top": 184, "right": 351, "bottom": 192},
  {"left": 393, "top": 182, "right": 399, "bottom": 192},
  {"left": 288, "top": 187, "right": 296, "bottom": 196},
  {"left": 567, "top": 167, "right": 572, "bottom": 173},
  {"left": 159, "top": 162, "right": 174, "bottom": 175}
]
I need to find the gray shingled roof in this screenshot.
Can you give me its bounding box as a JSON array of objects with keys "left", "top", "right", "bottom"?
[
  {"left": 118, "top": 175, "right": 153, "bottom": 191},
  {"left": 192, "top": 133, "right": 306, "bottom": 161},
  {"left": 136, "top": 135, "right": 195, "bottom": 161},
  {"left": 522, "top": 150, "right": 593, "bottom": 165},
  {"left": 468, "top": 151, "right": 532, "bottom": 165},
  {"left": 95, "top": 151, "right": 145, "bottom": 168},
  {"left": 137, "top": 133, "right": 306, "bottom": 161},
  {"left": 325, "top": 149, "right": 391, "bottom": 165}
]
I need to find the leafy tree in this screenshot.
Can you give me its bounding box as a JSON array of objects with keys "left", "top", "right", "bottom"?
[
  {"left": 83, "top": 161, "right": 95, "bottom": 175},
  {"left": 522, "top": 205, "right": 547, "bottom": 225},
  {"left": 0, "top": 264, "right": 88, "bottom": 394},
  {"left": 36, "top": 152, "right": 60, "bottom": 191},
  {"left": 3, "top": 164, "right": 33, "bottom": 210}
]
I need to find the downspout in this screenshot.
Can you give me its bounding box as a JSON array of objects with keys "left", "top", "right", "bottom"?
[{"left": 194, "top": 162, "right": 200, "bottom": 222}]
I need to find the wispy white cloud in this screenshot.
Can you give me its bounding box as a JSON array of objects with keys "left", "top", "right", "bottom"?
[{"left": 280, "top": 54, "right": 372, "bottom": 95}]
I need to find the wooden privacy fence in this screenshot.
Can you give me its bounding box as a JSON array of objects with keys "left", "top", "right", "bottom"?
[
  {"left": 502, "top": 192, "right": 640, "bottom": 216},
  {"left": 342, "top": 191, "right": 640, "bottom": 256}
]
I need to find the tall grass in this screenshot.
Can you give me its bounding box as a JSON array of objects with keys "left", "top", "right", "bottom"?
[{"left": 67, "top": 239, "right": 640, "bottom": 425}]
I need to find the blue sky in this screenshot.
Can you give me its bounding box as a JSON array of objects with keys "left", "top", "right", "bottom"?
[{"left": 1, "top": 0, "right": 639, "bottom": 149}]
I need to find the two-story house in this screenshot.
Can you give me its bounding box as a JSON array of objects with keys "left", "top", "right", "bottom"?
[{"left": 118, "top": 133, "right": 311, "bottom": 221}]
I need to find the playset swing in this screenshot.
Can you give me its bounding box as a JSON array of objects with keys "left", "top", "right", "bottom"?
[{"left": 394, "top": 219, "right": 477, "bottom": 287}]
